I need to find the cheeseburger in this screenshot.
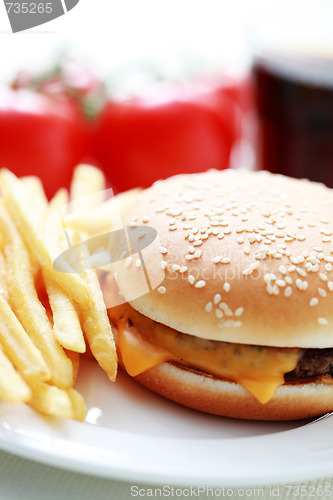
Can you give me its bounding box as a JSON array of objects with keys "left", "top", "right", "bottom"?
[{"left": 107, "top": 169, "right": 333, "bottom": 420}]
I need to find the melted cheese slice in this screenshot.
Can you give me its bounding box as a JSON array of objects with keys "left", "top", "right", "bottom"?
[{"left": 109, "top": 302, "right": 302, "bottom": 405}]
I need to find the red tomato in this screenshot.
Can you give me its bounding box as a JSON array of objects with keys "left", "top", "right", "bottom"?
[
  {"left": 0, "top": 87, "right": 86, "bottom": 198},
  {"left": 92, "top": 82, "right": 241, "bottom": 193},
  {"left": 0, "top": 88, "right": 87, "bottom": 198}
]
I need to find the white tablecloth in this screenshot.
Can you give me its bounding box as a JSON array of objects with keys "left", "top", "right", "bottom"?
[{"left": 0, "top": 449, "right": 332, "bottom": 500}]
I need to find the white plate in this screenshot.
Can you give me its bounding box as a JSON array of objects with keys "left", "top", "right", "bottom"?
[{"left": 0, "top": 357, "right": 332, "bottom": 487}]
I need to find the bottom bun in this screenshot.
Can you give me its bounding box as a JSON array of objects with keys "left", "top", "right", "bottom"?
[{"left": 134, "top": 362, "right": 333, "bottom": 421}]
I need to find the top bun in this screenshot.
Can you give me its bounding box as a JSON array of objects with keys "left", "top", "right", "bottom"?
[{"left": 114, "top": 169, "right": 333, "bottom": 348}]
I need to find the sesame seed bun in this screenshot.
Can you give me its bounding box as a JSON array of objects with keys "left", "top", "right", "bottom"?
[
  {"left": 115, "top": 169, "right": 333, "bottom": 349},
  {"left": 134, "top": 362, "right": 333, "bottom": 421}
]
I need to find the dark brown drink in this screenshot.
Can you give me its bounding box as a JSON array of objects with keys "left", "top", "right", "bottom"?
[{"left": 253, "top": 53, "right": 333, "bottom": 187}]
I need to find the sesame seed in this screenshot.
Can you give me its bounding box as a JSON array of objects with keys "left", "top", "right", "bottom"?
[
  {"left": 322, "top": 237, "right": 331, "bottom": 242},
  {"left": 216, "top": 309, "right": 223, "bottom": 319},
  {"left": 284, "top": 286, "right": 292, "bottom": 297},
  {"left": 244, "top": 246, "right": 250, "bottom": 255},
  {"left": 171, "top": 209, "right": 182, "bottom": 217},
  {"left": 193, "top": 240, "right": 203, "bottom": 246},
  {"left": 142, "top": 216, "right": 150, "bottom": 223},
  {"left": 250, "top": 261, "right": 260, "bottom": 270},
  {"left": 310, "top": 298, "right": 319, "bottom": 306},
  {"left": 319, "top": 273, "right": 328, "bottom": 281},
  {"left": 237, "top": 237, "right": 244, "bottom": 244},
  {"left": 129, "top": 221, "right": 138, "bottom": 227},
  {"left": 125, "top": 257, "right": 133, "bottom": 267},
  {"left": 136, "top": 259, "right": 142, "bottom": 267},
  {"left": 276, "top": 279, "right": 286, "bottom": 287},
  {"left": 318, "top": 288, "right": 327, "bottom": 298},
  {"left": 223, "top": 282, "right": 231, "bottom": 292},
  {"left": 201, "top": 234, "right": 209, "bottom": 240},
  {"left": 296, "top": 267, "right": 307, "bottom": 277},
  {"left": 179, "top": 266, "right": 188, "bottom": 274},
  {"left": 214, "top": 294, "right": 222, "bottom": 304},
  {"left": 169, "top": 225, "right": 177, "bottom": 231},
  {"left": 285, "top": 276, "right": 293, "bottom": 285},
  {"left": 296, "top": 279, "right": 305, "bottom": 290},
  {"left": 205, "top": 302, "right": 213, "bottom": 313},
  {"left": 185, "top": 255, "right": 194, "bottom": 261},
  {"left": 264, "top": 273, "right": 276, "bottom": 283},
  {"left": 188, "top": 275, "right": 195, "bottom": 285},
  {"left": 195, "top": 280, "right": 206, "bottom": 289},
  {"left": 213, "top": 256, "right": 221, "bottom": 264},
  {"left": 193, "top": 250, "right": 202, "bottom": 259},
  {"left": 171, "top": 264, "right": 180, "bottom": 271},
  {"left": 234, "top": 321, "right": 242, "bottom": 328},
  {"left": 160, "top": 247, "right": 168, "bottom": 254},
  {"left": 328, "top": 281, "right": 333, "bottom": 292},
  {"left": 221, "top": 257, "right": 231, "bottom": 264},
  {"left": 157, "top": 286, "right": 166, "bottom": 294},
  {"left": 242, "top": 268, "right": 252, "bottom": 276},
  {"left": 318, "top": 317, "right": 328, "bottom": 326},
  {"left": 279, "top": 265, "right": 287, "bottom": 275},
  {"left": 297, "top": 235, "right": 306, "bottom": 241},
  {"left": 161, "top": 261, "right": 168, "bottom": 270},
  {"left": 235, "top": 307, "right": 244, "bottom": 317}
]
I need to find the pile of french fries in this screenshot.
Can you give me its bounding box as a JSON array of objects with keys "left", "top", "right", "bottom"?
[{"left": 0, "top": 165, "right": 129, "bottom": 421}]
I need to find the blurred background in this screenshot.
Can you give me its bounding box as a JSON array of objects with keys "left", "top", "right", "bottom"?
[{"left": 0, "top": 0, "right": 333, "bottom": 196}]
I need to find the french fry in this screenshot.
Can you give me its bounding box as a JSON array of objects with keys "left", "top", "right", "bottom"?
[
  {"left": 67, "top": 387, "right": 86, "bottom": 422},
  {"left": 49, "top": 188, "right": 69, "bottom": 212},
  {"left": 66, "top": 166, "right": 118, "bottom": 382},
  {"left": 0, "top": 203, "right": 74, "bottom": 389},
  {"left": 0, "top": 347, "right": 31, "bottom": 403},
  {"left": 29, "top": 383, "right": 86, "bottom": 420},
  {"left": 70, "top": 164, "right": 105, "bottom": 210},
  {"left": 0, "top": 251, "right": 8, "bottom": 302},
  {"left": 22, "top": 176, "right": 48, "bottom": 217},
  {"left": 0, "top": 295, "right": 50, "bottom": 383},
  {"left": 44, "top": 272, "right": 86, "bottom": 353},
  {"left": 26, "top": 178, "right": 87, "bottom": 355},
  {"left": 1, "top": 169, "right": 90, "bottom": 308},
  {"left": 65, "top": 188, "right": 141, "bottom": 235},
  {"left": 79, "top": 245, "right": 117, "bottom": 382},
  {"left": 65, "top": 349, "right": 80, "bottom": 382}
]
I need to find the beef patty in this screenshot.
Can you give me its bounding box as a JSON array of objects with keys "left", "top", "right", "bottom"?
[{"left": 288, "top": 348, "right": 333, "bottom": 379}]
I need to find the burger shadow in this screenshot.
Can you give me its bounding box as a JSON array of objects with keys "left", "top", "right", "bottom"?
[{"left": 79, "top": 361, "right": 312, "bottom": 440}]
